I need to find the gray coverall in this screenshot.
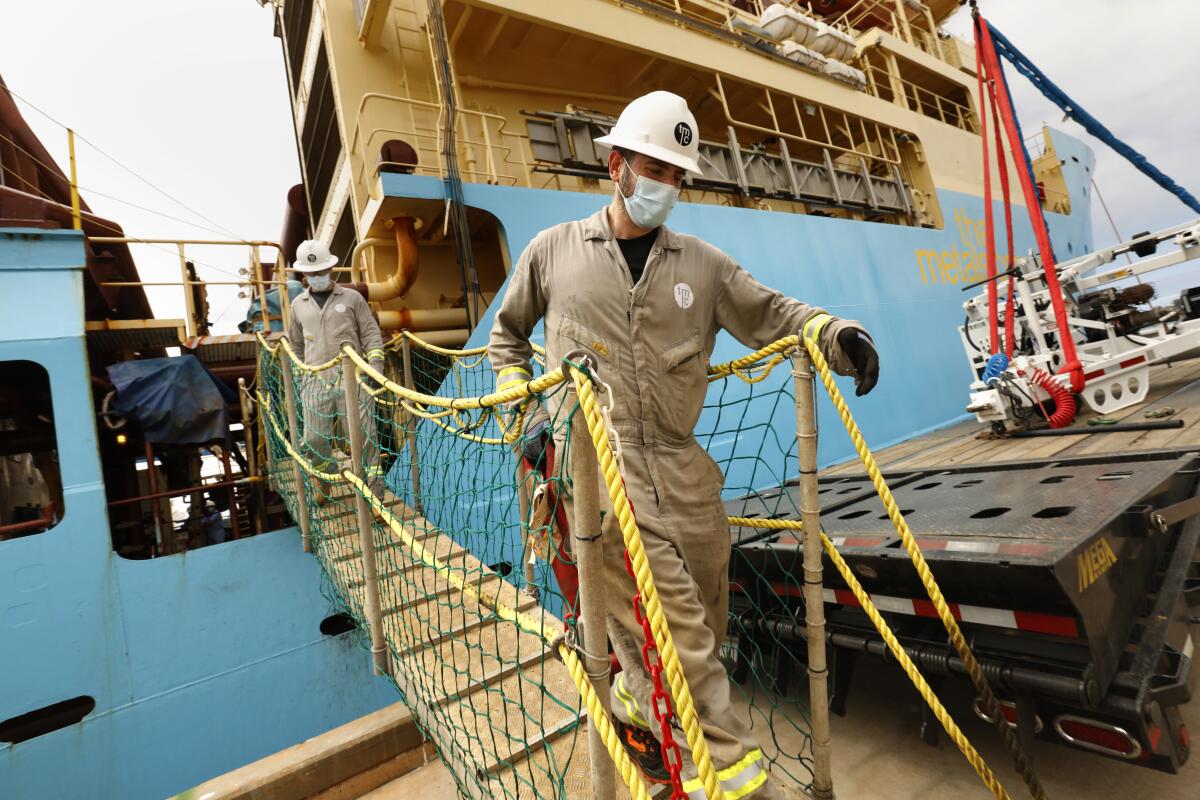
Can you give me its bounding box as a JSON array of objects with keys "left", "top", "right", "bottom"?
[
  {"left": 287, "top": 284, "right": 386, "bottom": 485},
  {"left": 489, "top": 208, "right": 863, "bottom": 797}
]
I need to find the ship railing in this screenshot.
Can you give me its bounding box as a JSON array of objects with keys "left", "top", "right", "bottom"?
[
  {"left": 618, "top": 0, "right": 764, "bottom": 35},
  {"left": 1022, "top": 129, "right": 1073, "bottom": 215},
  {"left": 349, "top": 93, "right": 539, "bottom": 193},
  {"left": 89, "top": 237, "right": 286, "bottom": 340},
  {"left": 860, "top": 63, "right": 978, "bottom": 133},
  {"left": 710, "top": 73, "right": 904, "bottom": 168},
  {"left": 614, "top": 0, "right": 966, "bottom": 71},
  {"left": 829, "top": 0, "right": 953, "bottom": 63}
]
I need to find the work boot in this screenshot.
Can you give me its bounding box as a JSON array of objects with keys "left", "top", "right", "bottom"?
[
  {"left": 610, "top": 672, "right": 671, "bottom": 785},
  {"left": 313, "top": 479, "right": 332, "bottom": 506},
  {"left": 613, "top": 718, "right": 672, "bottom": 786}
]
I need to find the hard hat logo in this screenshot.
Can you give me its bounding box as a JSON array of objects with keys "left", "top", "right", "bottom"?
[{"left": 673, "top": 122, "right": 693, "bottom": 147}]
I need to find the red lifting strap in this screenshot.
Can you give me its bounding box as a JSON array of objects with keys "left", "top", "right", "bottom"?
[
  {"left": 976, "top": 14, "right": 1085, "bottom": 391},
  {"left": 522, "top": 440, "right": 580, "bottom": 623},
  {"left": 987, "top": 72, "right": 1018, "bottom": 359},
  {"left": 974, "top": 35, "right": 1000, "bottom": 355}
]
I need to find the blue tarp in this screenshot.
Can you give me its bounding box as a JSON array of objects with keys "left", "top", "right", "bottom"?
[{"left": 107, "top": 355, "right": 237, "bottom": 444}]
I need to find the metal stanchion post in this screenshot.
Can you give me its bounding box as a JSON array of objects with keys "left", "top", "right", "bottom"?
[
  {"left": 399, "top": 335, "right": 425, "bottom": 514},
  {"left": 238, "top": 378, "right": 265, "bottom": 535},
  {"left": 567, "top": 356, "right": 615, "bottom": 800},
  {"left": 343, "top": 353, "right": 392, "bottom": 677},
  {"left": 280, "top": 356, "right": 313, "bottom": 552},
  {"left": 791, "top": 343, "right": 834, "bottom": 799}
]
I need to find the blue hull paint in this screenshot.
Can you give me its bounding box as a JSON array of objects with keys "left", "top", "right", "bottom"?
[{"left": 0, "top": 231, "right": 395, "bottom": 800}]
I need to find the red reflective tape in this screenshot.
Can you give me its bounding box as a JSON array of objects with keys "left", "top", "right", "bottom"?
[
  {"left": 842, "top": 536, "right": 886, "bottom": 547},
  {"left": 772, "top": 581, "right": 803, "bottom": 598},
  {"left": 1147, "top": 724, "right": 1163, "bottom": 752},
  {"left": 1085, "top": 369, "right": 1106, "bottom": 381},
  {"left": 913, "top": 599, "right": 962, "bottom": 621},
  {"left": 915, "top": 539, "right": 950, "bottom": 550},
  {"left": 834, "top": 589, "right": 860, "bottom": 607},
  {"left": 1013, "top": 610, "right": 1079, "bottom": 637},
  {"left": 1120, "top": 356, "right": 1147, "bottom": 370}
]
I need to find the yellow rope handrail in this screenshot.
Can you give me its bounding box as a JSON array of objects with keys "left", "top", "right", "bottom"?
[
  {"left": 256, "top": 380, "right": 652, "bottom": 798},
  {"left": 387, "top": 330, "right": 489, "bottom": 357},
  {"left": 707, "top": 335, "right": 799, "bottom": 380},
  {"left": 277, "top": 338, "right": 343, "bottom": 373},
  {"left": 570, "top": 364, "right": 727, "bottom": 800},
  {"left": 800, "top": 335, "right": 1040, "bottom": 800},
  {"left": 255, "top": 330, "right": 281, "bottom": 355},
  {"left": 341, "top": 469, "right": 653, "bottom": 800},
  {"left": 256, "top": 391, "right": 345, "bottom": 484},
  {"left": 343, "top": 344, "right": 564, "bottom": 410},
  {"left": 729, "top": 516, "right": 1008, "bottom": 799}
]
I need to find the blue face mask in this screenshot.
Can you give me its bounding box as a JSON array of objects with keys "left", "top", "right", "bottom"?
[
  {"left": 618, "top": 161, "right": 680, "bottom": 229},
  {"left": 307, "top": 273, "right": 332, "bottom": 292}
]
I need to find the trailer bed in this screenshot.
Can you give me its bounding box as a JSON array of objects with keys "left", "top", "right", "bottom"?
[{"left": 724, "top": 356, "right": 1200, "bottom": 772}]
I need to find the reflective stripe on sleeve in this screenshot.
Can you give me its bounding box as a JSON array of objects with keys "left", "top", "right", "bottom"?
[
  {"left": 802, "top": 313, "right": 834, "bottom": 343},
  {"left": 497, "top": 365, "right": 532, "bottom": 391}
]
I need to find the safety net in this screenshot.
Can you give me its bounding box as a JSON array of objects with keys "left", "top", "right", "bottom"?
[{"left": 254, "top": 329, "right": 1021, "bottom": 800}]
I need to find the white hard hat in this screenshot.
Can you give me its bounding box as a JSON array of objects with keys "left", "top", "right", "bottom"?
[
  {"left": 594, "top": 91, "right": 702, "bottom": 175},
  {"left": 293, "top": 239, "right": 338, "bottom": 273}
]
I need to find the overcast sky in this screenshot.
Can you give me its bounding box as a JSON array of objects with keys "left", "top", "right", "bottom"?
[{"left": 2, "top": 0, "right": 1197, "bottom": 330}]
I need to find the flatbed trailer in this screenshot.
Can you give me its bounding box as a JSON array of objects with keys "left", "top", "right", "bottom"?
[{"left": 725, "top": 358, "right": 1200, "bottom": 773}]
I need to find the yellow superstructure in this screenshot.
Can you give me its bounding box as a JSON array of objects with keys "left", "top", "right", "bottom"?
[{"left": 269, "top": 0, "right": 1042, "bottom": 343}]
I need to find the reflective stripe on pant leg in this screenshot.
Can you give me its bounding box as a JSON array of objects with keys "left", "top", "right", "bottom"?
[
  {"left": 613, "top": 672, "right": 650, "bottom": 729},
  {"left": 683, "top": 749, "right": 768, "bottom": 799}
]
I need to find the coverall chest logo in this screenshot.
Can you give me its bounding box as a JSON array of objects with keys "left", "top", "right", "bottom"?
[{"left": 674, "top": 282, "right": 694, "bottom": 309}]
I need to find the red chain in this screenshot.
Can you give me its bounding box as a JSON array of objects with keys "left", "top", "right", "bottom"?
[{"left": 625, "top": 545, "right": 687, "bottom": 799}]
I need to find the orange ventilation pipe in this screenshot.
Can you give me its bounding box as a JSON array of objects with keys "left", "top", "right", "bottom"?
[
  {"left": 348, "top": 216, "right": 419, "bottom": 301},
  {"left": 350, "top": 216, "right": 469, "bottom": 333},
  {"left": 377, "top": 308, "right": 468, "bottom": 331}
]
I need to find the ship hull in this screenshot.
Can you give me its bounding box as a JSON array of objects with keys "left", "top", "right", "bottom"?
[{"left": 0, "top": 231, "right": 396, "bottom": 800}]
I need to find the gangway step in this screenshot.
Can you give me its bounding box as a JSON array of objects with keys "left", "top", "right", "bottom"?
[{"left": 270, "top": 457, "right": 605, "bottom": 797}]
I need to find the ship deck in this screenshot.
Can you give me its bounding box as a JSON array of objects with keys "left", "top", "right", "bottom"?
[{"left": 823, "top": 356, "right": 1200, "bottom": 477}]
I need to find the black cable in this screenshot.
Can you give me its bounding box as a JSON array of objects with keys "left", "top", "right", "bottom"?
[
  {"left": 427, "top": 0, "right": 483, "bottom": 332},
  {"left": 963, "top": 315, "right": 987, "bottom": 354}
]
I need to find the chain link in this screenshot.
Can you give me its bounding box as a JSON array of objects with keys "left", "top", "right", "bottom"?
[{"left": 626, "top": 549, "right": 687, "bottom": 798}]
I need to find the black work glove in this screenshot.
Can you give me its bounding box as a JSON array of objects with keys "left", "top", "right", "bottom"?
[{"left": 837, "top": 328, "right": 880, "bottom": 396}]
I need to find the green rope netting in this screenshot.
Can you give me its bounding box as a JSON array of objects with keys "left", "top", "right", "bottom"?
[
  {"left": 256, "top": 336, "right": 817, "bottom": 798},
  {"left": 701, "top": 365, "right": 817, "bottom": 790},
  {"left": 259, "top": 341, "right": 588, "bottom": 799}
]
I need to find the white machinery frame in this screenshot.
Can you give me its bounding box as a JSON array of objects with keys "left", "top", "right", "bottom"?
[{"left": 961, "top": 219, "right": 1200, "bottom": 427}]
